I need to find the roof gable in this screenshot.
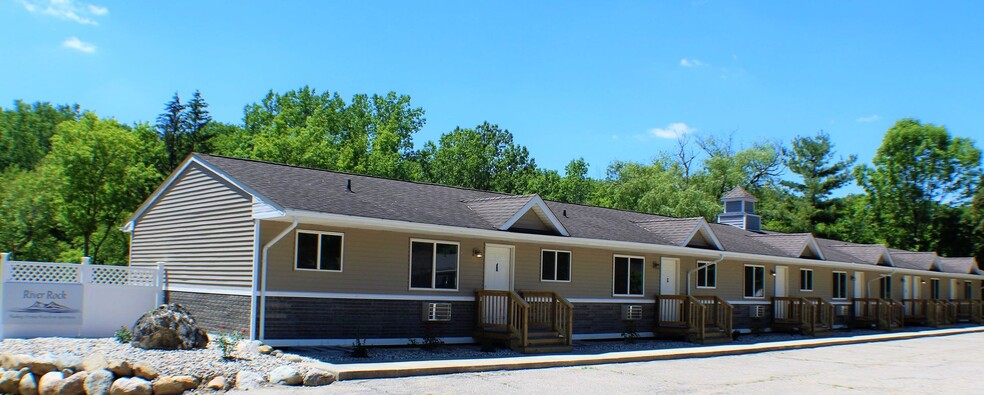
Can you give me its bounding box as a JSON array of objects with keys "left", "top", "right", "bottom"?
[
  {"left": 721, "top": 186, "right": 758, "bottom": 202},
  {"left": 826, "top": 244, "right": 894, "bottom": 266},
  {"left": 939, "top": 257, "right": 980, "bottom": 274},
  {"left": 464, "top": 194, "right": 570, "bottom": 236},
  {"left": 889, "top": 251, "right": 940, "bottom": 271},
  {"left": 749, "top": 233, "right": 825, "bottom": 260},
  {"left": 633, "top": 218, "right": 723, "bottom": 250}
]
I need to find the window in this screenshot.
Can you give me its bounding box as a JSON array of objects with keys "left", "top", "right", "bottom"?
[
  {"left": 879, "top": 276, "right": 892, "bottom": 299},
  {"left": 744, "top": 265, "right": 765, "bottom": 298},
  {"left": 541, "top": 250, "right": 572, "bottom": 282},
  {"left": 725, "top": 201, "right": 742, "bottom": 212},
  {"left": 965, "top": 281, "right": 973, "bottom": 300},
  {"left": 294, "top": 231, "right": 343, "bottom": 271},
  {"left": 930, "top": 279, "right": 941, "bottom": 300},
  {"left": 832, "top": 272, "right": 848, "bottom": 299},
  {"left": 613, "top": 255, "right": 645, "bottom": 296},
  {"left": 696, "top": 262, "right": 716, "bottom": 288},
  {"left": 409, "top": 240, "right": 459, "bottom": 290},
  {"left": 800, "top": 269, "right": 814, "bottom": 291},
  {"left": 745, "top": 201, "right": 755, "bottom": 213}
]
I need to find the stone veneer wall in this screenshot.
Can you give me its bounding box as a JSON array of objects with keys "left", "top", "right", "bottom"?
[
  {"left": 166, "top": 291, "right": 251, "bottom": 334},
  {"left": 572, "top": 303, "right": 656, "bottom": 335},
  {"left": 263, "top": 297, "right": 474, "bottom": 340},
  {"left": 732, "top": 303, "right": 772, "bottom": 332}
]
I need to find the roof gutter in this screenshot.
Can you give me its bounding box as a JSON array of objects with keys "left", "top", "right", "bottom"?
[
  {"left": 686, "top": 254, "right": 725, "bottom": 296},
  {"left": 258, "top": 217, "right": 298, "bottom": 341}
]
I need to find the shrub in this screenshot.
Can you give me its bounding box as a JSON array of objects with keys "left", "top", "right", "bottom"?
[
  {"left": 214, "top": 326, "right": 244, "bottom": 360},
  {"left": 114, "top": 326, "right": 133, "bottom": 344}
]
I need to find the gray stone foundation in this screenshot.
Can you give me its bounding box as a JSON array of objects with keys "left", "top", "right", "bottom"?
[
  {"left": 165, "top": 291, "right": 251, "bottom": 334},
  {"left": 572, "top": 303, "right": 656, "bottom": 335}
]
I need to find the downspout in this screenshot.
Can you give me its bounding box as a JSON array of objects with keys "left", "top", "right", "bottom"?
[
  {"left": 258, "top": 218, "right": 299, "bottom": 341},
  {"left": 687, "top": 254, "right": 725, "bottom": 296}
]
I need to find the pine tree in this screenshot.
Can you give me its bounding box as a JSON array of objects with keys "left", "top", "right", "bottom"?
[
  {"left": 780, "top": 132, "right": 856, "bottom": 237},
  {"left": 156, "top": 93, "right": 186, "bottom": 172},
  {"left": 184, "top": 90, "right": 212, "bottom": 154}
]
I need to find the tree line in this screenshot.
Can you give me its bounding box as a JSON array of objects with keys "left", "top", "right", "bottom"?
[{"left": 1, "top": 86, "right": 981, "bottom": 265}]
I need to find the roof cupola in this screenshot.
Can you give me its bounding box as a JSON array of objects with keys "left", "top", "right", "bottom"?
[{"left": 717, "top": 186, "right": 761, "bottom": 232}]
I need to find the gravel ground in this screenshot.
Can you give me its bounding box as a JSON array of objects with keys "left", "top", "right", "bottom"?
[
  {"left": 286, "top": 326, "right": 915, "bottom": 365},
  {"left": 0, "top": 337, "right": 316, "bottom": 382}
]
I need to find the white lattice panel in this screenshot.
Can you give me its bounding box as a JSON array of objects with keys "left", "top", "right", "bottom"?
[
  {"left": 90, "top": 266, "right": 157, "bottom": 287},
  {"left": 7, "top": 262, "right": 80, "bottom": 283}
]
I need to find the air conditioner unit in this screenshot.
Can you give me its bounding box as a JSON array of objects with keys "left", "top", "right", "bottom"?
[
  {"left": 750, "top": 305, "right": 765, "bottom": 318},
  {"left": 836, "top": 305, "right": 850, "bottom": 316},
  {"left": 422, "top": 302, "right": 452, "bottom": 322},
  {"left": 622, "top": 304, "right": 643, "bottom": 320}
]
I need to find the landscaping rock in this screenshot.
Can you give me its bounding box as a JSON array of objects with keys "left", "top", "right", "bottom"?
[
  {"left": 84, "top": 370, "right": 113, "bottom": 395},
  {"left": 257, "top": 345, "right": 274, "bottom": 355},
  {"left": 52, "top": 371, "right": 86, "bottom": 395},
  {"left": 53, "top": 355, "right": 82, "bottom": 372},
  {"left": 106, "top": 361, "right": 131, "bottom": 378},
  {"left": 0, "top": 369, "right": 21, "bottom": 394},
  {"left": 37, "top": 371, "right": 63, "bottom": 395},
  {"left": 131, "top": 304, "right": 209, "bottom": 350},
  {"left": 267, "top": 365, "right": 301, "bottom": 385},
  {"left": 152, "top": 375, "right": 198, "bottom": 395},
  {"left": 283, "top": 354, "right": 304, "bottom": 363},
  {"left": 7, "top": 355, "right": 32, "bottom": 370},
  {"left": 81, "top": 353, "right": 109, "bottom": 372},
  {"left": 109, "top": 377, "right": 151, "bottom": 395},
  {"left": 302, "top": 369, "right": 335, "bottom": 387},
  {"left": 19, "top": 373, "right": 38, "bottom": 395},
  {"left": 130, "top": 362, "right": 158, "bottom": 381},
  {"left": 28, "top": 355, "right": 58, "bottom": 377},
  {"left": 206, "top": 376, "right": 227, "bottom": 390},
  {"left": 271, "top": 350, "right": 283, "bottom": 357},
  {"left": 237, "top": 340, "right": 262, "bottom": 355},
  {"left": 234, "top": 370, "right": 264, "bottom": 390}
]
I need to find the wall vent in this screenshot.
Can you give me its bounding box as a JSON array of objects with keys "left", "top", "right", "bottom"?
[
  {"left": 750, "top": 305, "right": 765, "bottom": 318},
  {"left": 621, "top": 304, "right": 643, "bottom": 320},
  {"left": 422, "top": 302, "right": 452, "bottom": 322}
]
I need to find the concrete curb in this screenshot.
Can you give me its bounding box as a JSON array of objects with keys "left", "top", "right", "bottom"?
[{"left": 313, "top": 326, "right": 984, "bottom": 380}]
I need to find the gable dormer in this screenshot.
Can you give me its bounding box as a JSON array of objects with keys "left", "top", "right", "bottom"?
[
  {"left": 717, "top": 186, "right": 761, "bottom": 232},
  {"left": 463, "top": 194, "right": 570, "bottom": 236}
]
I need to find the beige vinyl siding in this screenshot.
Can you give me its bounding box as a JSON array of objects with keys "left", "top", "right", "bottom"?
[
  {"left": 262, "top": 221, "right": 661, "bottom": 299},
  {"left": 131, "top": 164, "right": 255, "bottom": 288}
]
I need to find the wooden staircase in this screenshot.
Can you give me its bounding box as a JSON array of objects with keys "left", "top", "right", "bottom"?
[
  {"left": 952, "top": 299, "right": 984, "bottom": 324},
  {"left": 655, "top": 295, "right": 733, "bottom": 344},
  {"left": 903, "top": 299, "right": 959, "bottom": 327},
  {"left": 772, "top": 297, "right": 834, "bottom": 336},
  {"left": 475, "top": 290, "right": 574, "bottom": 354},
  {"left": 852, "top": 298, "right": 904, "bottom": 331}
]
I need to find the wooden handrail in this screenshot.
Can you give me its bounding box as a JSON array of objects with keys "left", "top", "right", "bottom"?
[
  {"left": 693, "top": 295, "right": 733, "bottom": 335},
  {"left": 476, "top": 290, "right": 531, "bottom": 346},
  {"left": 805, "top": 297, "right": 834, "bottom": 332},
  {"left": 520, "top": 291, "right": 574, "bottom": 346}
]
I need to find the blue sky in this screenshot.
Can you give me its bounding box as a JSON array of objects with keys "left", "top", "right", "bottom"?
[{"left": 3, "top": 1, "right": 983, "bottom": 187}]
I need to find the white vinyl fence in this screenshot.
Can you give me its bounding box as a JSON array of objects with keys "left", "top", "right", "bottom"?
[{"left": 0, "top": 253, "right": 163, "bottom": 339}]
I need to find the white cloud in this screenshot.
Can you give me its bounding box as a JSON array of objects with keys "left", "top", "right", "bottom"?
[
  {"left": 649, "top": 122, "right": 696, "bottom": 139},
  {"left": 62, "top": 36, "right": 96, "bottom": 53},
  {"left": 22, "top": 0, "right": 108, "bottom": 25},
  {"left": 679, "top": 58, "right": 707, "bottom": 67},
  {"left": 856, "top": 114, "right": 881, "bottom": 123}
]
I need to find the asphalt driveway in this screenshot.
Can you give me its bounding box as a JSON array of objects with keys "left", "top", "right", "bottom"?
[{"left": 234, "top": 332, "right": 984, "bottom": 394}]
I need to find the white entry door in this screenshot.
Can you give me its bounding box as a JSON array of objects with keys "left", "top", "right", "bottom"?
[
  {"left": 483, "top": 245, "right": 512, "bottom": 291},
  {"left": 854, "top": 271, "right": 865, "bottom": 299},
  {"left": 913, "top": 276, "right": 922, "bottom": 299},
  {"left": 903, "top": 276, "right": 912, "bottom": 299},
  {"left": 659, "top": 257, "right": 679, "bottom": 322},
  {"left": 775, "top": 266, "right": 788, "bottom": 297}
]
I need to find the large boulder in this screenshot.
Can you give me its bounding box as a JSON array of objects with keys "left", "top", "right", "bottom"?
[
  {"left": 131, "top": 304, "right": 208, "bottom": 350},
  {"left": 109, "top": 377, "right": 151, "bottom": 395},
  {"left": 84, "top": 370, "right": 113, "bottom": 395},
  {"left": 267, "top": 366, "right": 301, "bottom": 386},
  {"left": 152, "top": 376, "right": 198, "bottom": 395}
]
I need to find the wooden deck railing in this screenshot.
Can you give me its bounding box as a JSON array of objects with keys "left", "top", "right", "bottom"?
[
  {"left": 928, "top": 300, "right": 957, "bottom": 326},
  {"left": 522, "top": 291, "right": 574, "bottom": 345},
  {"left": 476, "top": 290, "right": 530, "bottom": 347},
  {"left": 852, "top": 298, "right": 903, "bottom": 330},
  {"left": 694, "top": 295, "right": 733, "bottom": 336},
  {"left": 772, "top": 297, "right": 806, "bottom": 324},
  {"left": 805, "top": 297, "right": 835, "bottom": 331},
  {"left": 951, "top": 299, "right": 984, "bottom": 323},
  {"left": 656, "top": 295, "right": 706, "bottom": 339}
]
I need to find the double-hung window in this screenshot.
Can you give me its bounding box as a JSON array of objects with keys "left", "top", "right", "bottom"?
[
  {"left": 879, "top": 276, "right": 892, "bottom": 299},
  {"left": 294, "top": 230, "right": 343, "bottom": 271},
  {"left": 965, "top": 281, "right": 973, "bottom": 299},
  {"left": 744, "top": 265, "right": 765, "bottom": 298},
  {"left": 696, "top": 262, "right": 716, "bottom": 289},
  {"left": 832, "top": 272, "right": 848, "bottom": 299},
  {"left": 409, "top": 240, "right": 459, "bottom": 290},
  {"left": 541, "top": 250, "right": 572, "bottom": 282},
  {"left": 930, "top": 279, "right": 941, "bottom": 300},
  {"left": 613, "top": 255, "right": 645, "bottom": 296},
  {"left": 800, "top": 269, "right": 814, "bottom": 291}
]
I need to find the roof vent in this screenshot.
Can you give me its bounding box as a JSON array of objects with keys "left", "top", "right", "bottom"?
[
  {"left": 563, "top": 209, "right": 567, "bottom": 217},
  {"left": 346, "top": 178, "right": 352, "bottom": 193}
]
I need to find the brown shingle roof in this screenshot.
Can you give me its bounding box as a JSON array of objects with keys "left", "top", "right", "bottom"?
[
  {"left": 721, "top": 186, "right": 757, "bottom": 201},
  {"left": 939, "top": 257, "right": 979, "bottom": 274},
  {"left": 748, "top": 234, "right": 818, "bottom": 259},
  {"left": 462, "top": 195, "right": 536, "bottom": 229},
  {"left": 632, "top": 218, "right": 704, "bottom": 246},
  {"left": 889, "top": 251, "right": 939, "bottom": 271}
]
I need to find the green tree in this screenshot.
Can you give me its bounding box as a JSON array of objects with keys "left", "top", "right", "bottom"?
[
  {"left": 424, "top": 122, "right": 537, "bottom": 193},
  {"left": 43, "top": 113, "right": 162, "bottom": 263},
  {"left": 857, "top": 119, "right": 982, "bottom": 251},
  {"left": 558, "top": 158, "right": 593, "bottom": 204},
  {"left": 971, "top": 185, "right": 984, "bottom": 263},
  {"left": 0, "top": 169, "right": 65, "bottom": 260},
  {"left": 0, "top": 101, "right": 80, "bottom": 171},
  {"left": 778, "top": 132, "right": 857, "bottom": 237},
  {"left": 156, "top": 93, "right": 187, "bottom": 172},
  {"left": 184, "top": 90, "right": 212, "bottom": 154}
]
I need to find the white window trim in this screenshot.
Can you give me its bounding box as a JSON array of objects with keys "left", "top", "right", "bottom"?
[
  {"left": 744, "top": 264, "right": 765, "bottom": 299},
  {"left": 930, "top": 278, "right": 941, "bottom": 300},
  {"left": 696, "top": 261, "right": 716, "bottom": 289},
  {"left": 540, "top": 249, "right": 573, "bottom": 283},
  {"left": 613, "top": 254, "right": 646, "bottom": 297},
  {"left": 832, "top": 271, "right": 848, "bottom": 300},
  {"left": 800, "top": 268, "right": 814, "bottom": 292},
  {"left": 408, "top": 238, "right": 461, "bottom": 292},
  {"left": 293, "top": 230, "right": 344, "bottom": 272}
]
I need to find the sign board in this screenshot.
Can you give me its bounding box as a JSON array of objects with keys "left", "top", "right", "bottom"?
[{"left": 3, "top": 282, "right": 83, "bottom": 325}]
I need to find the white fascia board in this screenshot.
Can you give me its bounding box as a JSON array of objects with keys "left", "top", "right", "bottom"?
[
  {"left": 275, "top": 209, "right": 984, "bottom": 281},
  {"left": 682, "top": 219, "right": 724, "bottom": 251},
  {"left": 804, "top": 234, "right": 825, "bottom": 260},
  {"left": 499, "top": 195, "right": 570, "bottom": 236}
]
